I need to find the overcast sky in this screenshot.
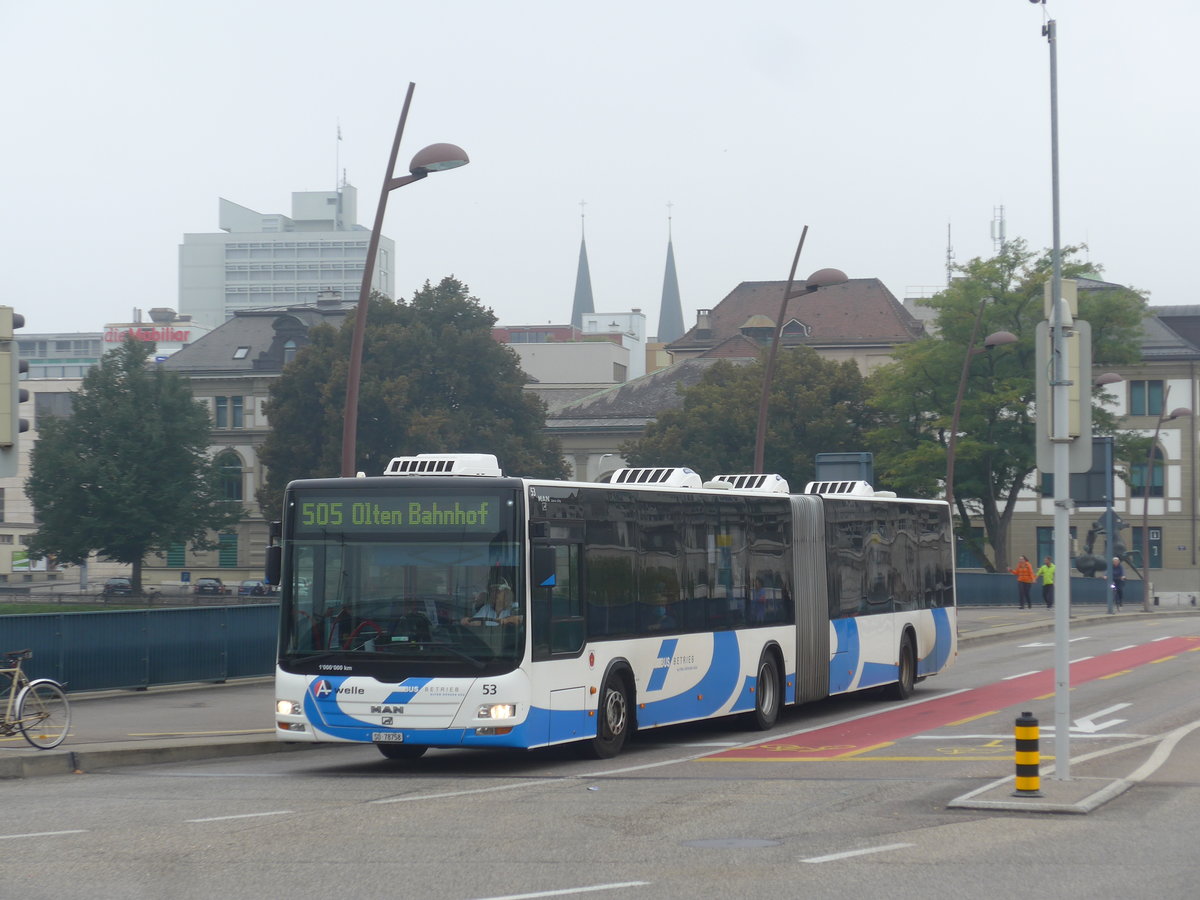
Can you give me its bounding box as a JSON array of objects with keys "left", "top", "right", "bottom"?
[{"left": 2, "top": 0, "right": 1195, "bottom": 337}]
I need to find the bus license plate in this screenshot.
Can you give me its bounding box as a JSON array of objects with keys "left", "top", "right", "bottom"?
[{"left": 372, "top": 733, "right": 404, "bottom": 743}]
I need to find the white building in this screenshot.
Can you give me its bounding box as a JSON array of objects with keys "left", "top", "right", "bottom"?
[
  {"left": 178, "top": 184, "right": 394, "bottom": 329},
  {"left": 581, "top": 310, "right": 647, "bottom": 379}
]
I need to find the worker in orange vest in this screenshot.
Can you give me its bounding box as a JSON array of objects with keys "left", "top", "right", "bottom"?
[{"left": 1009, "top": 555, "right": 1036, "bottom": 609}]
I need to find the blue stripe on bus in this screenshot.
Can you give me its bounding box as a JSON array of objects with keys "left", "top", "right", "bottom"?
[
  {"left": 645, "top": 639, "right": 679, "bottom": 692},
  {"left": 382, "top": 678, "right": 434, "bottom": 704},
  {"left": 829, "top": 619, "right": 861, "bottom": 694},
  {"left": 919, "top": 606, "right": 954, "bottom": 676},
  {"left": 638, "top": 631, "right": 741, "bottom": 724}
]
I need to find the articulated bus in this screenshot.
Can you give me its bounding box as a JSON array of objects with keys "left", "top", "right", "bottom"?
[{"left": 272, "top": 454, "right": 957, "bottom": 759}]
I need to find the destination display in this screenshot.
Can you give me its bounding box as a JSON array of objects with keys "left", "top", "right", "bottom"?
[{"left": 292, "top": 492, "right": 509, "bottom": 534}]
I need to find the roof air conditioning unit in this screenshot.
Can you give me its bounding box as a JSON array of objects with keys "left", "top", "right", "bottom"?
[
  {"left": 803, "top": 480, "right": 876, "bottom": 496},
  {"left": 609, "top": 467, "right": 703, "bottom": 488},
  {"left": 710, "top": 473, "right": 790, "bottom": 493},
  {"left": 384, "top": 453, "right": 504, "bottom": 477}
]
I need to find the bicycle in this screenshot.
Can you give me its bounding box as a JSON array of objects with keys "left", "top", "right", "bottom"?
[{"left": 1, "top": 649, "right": 71, "bottom": 750}]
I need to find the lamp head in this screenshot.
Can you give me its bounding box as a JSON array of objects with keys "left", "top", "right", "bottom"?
[
  {"left": 804, "top": 268, "right": 849, "bottom": 292},
  {"left": 409, "top": 143, "right": 470, "bottom": 175},
  {"left": 983, "top": 331, "right": 1018, "bottom": 349}
]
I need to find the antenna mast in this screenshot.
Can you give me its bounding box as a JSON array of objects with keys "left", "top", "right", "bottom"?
[
  {"left": 945, "top": 222, "right": 955, "bottom": 286},
  {"left": 990, "top": 204, "right": 1007, "bottom": 254}
]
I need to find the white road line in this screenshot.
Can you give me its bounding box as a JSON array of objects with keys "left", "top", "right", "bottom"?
[
  {"left": 1114, "top": 645, "right": 1137, "bottom": 651},
  {"left": 371, "top": 779, "right": 561, "bottom": 804},
  {"left": 0, "top": 830, "right": 88, "bottom": 840},
  {"left": 1003, "top": 670, "right": 1041, "bottom": 680},
  {"left": 186, "top": 810, "right": 293, "bottom": 823},
  {"left": 802, "top": 842, "right": 914, "bottom": 864},
  {"left": 471, "top": 882, "right": 649, "bottom": 900}
]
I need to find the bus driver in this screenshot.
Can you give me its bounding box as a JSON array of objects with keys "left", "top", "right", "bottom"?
[{"left": 461, "top": 582, "right": 521, "bottom": 626}]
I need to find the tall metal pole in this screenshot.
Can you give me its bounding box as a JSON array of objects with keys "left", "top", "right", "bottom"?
[
  {"left": 341, "top": 83, "right": 420, "bottom": 477},
  {"left": 945, "top": 297, "right": 989, "bottom": 522},
  {"left": 1140, "top": 399, "right": 1191, "bottom": 610},
  {"left": 753, "top": 228, "right": 807, "bottom": 474},
  {"left": 1103, "top": 436, "right": 1116, "bottom": 615},
  {"left": 1045, "top": 16, "right": 1073, "bottom": 780}
]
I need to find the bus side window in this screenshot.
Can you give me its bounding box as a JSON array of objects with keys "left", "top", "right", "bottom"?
[{"left": 532, "top": 544, "right": 584, "bottom": 658}]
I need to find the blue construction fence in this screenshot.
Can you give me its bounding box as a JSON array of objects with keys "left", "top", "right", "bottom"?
[
  {"left": 955, "top": 571, "right": 1143, "bottom": 608},
  {"left": 0, "top": 575, "right": 1150, "bottom": 693},
  {"left": 3, "top": 604, "right": 279, "bottom": 692}
]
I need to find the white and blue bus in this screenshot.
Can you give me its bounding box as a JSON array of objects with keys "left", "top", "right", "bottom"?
[{"left": 272, "top": 454, "right": 956, "bottom": 759}]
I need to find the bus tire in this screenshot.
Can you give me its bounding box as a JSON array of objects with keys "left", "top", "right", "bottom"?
[
  {"left": 376, "top": 744, "right": 428, "bottom": 760},
  {"left": 581, "top": 671, "right": 632, "bottom": 759},
  {"left": 887, "top": 635, "right": 916, "bottom": 701},
  {"left": 748, "top": 652, "right": 781, "bottom": 731}
]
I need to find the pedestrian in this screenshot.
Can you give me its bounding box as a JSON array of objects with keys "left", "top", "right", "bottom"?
[
  {"left": 1036, "top": 556, "right": 1056, "bottom": 608},
  {"left": 1009, "top": 555, "right": 1036, "bottom": 609},
  {"left": 1111, "top": 557, "right": 1125, "bottom": 609}
]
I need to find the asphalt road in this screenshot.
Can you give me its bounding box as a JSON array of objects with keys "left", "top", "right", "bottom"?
[
  {"left": 1, "top": 610, "right": 1197, "bottom": 899},
  {"left": 1, "top": 605, "right": 1195, "bottom": 778}
]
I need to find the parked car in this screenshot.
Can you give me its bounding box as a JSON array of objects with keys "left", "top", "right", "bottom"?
[
  {"left": 193, "top": 577, "right": 228, "bottom": 595},
  {"left": 102, "top": 577, "right": 134, "bottom": 598},
  {"left": 238, "top": 579, "right": 274, "bottom": 597}
]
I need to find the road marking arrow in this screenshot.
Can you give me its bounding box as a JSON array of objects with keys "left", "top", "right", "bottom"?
[{"left": 1071, "top": 703, "right": 1131, "bottom": 733}]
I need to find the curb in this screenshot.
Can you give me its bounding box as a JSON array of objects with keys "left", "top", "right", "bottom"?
[
  {"left": 0, "top": 735, "right": 322, "bottom": 780},
  {"left": 956, "top": 607, "right": 1198, "bottom": 648}
]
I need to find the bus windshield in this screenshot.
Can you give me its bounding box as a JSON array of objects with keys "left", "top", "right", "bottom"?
[{"left": 280, "top": 486, "right": 524, "bottom": 670}]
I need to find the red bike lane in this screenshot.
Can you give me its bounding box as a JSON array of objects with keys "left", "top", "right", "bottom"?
[{"left": 707, "top": 635, "right": 1200, "bottom": 761}]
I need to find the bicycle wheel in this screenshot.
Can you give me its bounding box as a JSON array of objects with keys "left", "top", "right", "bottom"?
[{"left": 16, "top": 679, "right": 70, "bottom": 749}]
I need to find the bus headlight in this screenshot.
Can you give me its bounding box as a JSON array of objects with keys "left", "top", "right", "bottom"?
[
  {"left": 477, "top": 703, "right": 516, "bottom": 719},
  {"left": 276, "top": 700, "right": 302, "bottom": 715}
]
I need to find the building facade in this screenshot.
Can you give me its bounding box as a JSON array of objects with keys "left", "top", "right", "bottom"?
[
  {"left": 147, "top": 300, "right": 355, "bottom": 587},
  {"left": 179, "top": 184, "right": 393, "bottom": 329}
]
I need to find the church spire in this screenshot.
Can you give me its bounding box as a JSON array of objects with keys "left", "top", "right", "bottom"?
[
  {"left": 656, "top": 203, "right": 684, "bottom": 343},
  {"left": 570, "top": 201, "right": 594, "bottom": 329}
]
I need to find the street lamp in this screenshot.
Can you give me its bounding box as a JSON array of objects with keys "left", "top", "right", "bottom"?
[
  {"left": 944, "top": 299, "right": 1017, "bottom": 520},
  {"left": 1138, "top": 395, "right": 1191, "bottom": 610},
  {"left": 752, "top": 227, "right": 846, "bottom": 473},
  {"left": 340, "top": 82, "right": 469, "bottom": 476}
]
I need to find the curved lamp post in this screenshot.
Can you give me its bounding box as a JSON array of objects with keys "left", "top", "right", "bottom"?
[
  {"left": 340, "top": 82, "right": 469, "bottom": 476},
  {"left": 1138, "top": 396, "right": 1191, "bottom": 610},
  {"left": 752, "top": 227, "right": 846, "bottom": 473},
  {"left": 944, "top": 308, "right": 1017, "bottom": 519}
]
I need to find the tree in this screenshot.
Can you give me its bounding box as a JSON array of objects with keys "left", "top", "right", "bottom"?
[
  {"left": 865, "top": 239, "right": 1146, "bottom": 572},
  {"left": 621, "top": 347, "right": 875, "bottom": 486},
  {"left": 257, "top": 277, "right": 568, "bottom": 515},
  {"left": 26, "top": 338, "right": 243, "bottom": 592}
]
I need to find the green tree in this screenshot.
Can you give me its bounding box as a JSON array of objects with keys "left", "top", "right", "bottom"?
[
  {"left": 257, "top": 277, "right": 568, "bottom": 514},
  {"left": 26, "top": 338, "right": 243, "bottom": 592},
  {"left": 866, "top": 239, "right": 1146, "bottom": 572},
  {"left": 622, "top": 348, "right": 875, "bottom": 486}
]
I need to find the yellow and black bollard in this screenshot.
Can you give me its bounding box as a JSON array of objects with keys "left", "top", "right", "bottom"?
[{"left": 1013, "top": 711, "right": 1042, "bottom": 797}]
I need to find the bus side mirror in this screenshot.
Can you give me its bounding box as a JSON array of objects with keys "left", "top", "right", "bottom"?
[{"left": 265, "top": 544, "right": 281, "bottom": 586}]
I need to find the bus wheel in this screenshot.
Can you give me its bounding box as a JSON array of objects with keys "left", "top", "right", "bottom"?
[
  {"left": 748, "top": 654, "right": 781, "bottom": 730},
  {"left": 377, "top": 744, "right": 428, "bottom": 761},
  {"left": 887, "top": 636, "right": 916, "bottom": 701},
  {"left": 581, "top": 672, "right": 631, "bottom": 759}
]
